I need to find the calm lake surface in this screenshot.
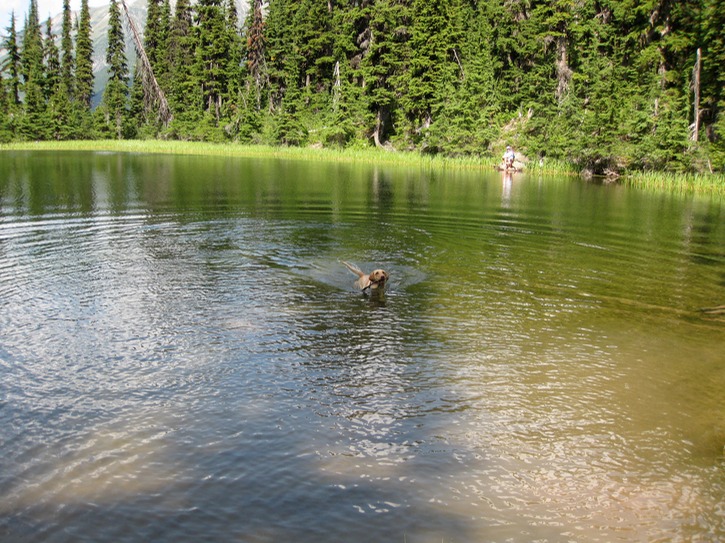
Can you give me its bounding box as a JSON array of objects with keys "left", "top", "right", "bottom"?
[{"left": 1, "top": 151, "right": 723, "bottom": 542}]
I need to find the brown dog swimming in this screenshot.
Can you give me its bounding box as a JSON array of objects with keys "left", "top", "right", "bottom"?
[{"left": 342, "top": 261, "right": 389, "bottom": 292}]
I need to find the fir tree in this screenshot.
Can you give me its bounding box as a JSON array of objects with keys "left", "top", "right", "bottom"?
[
  {"left": 195, "top": 0, "right": 231, "bottom": 121},
  {"left": 43, "top": 18, "right": 61, "bottom": 103},
  {"left": 60, "top": 0, "right": 74, "bottom": 98},
  {"left": 264, "top": 0, "right": 308, "bottom": 144},
  {"left": 166, "top": 0, "right": 196, "bottom": 108},
  {"left": 20, "top": 0, "right": 47, "bottom": 139},
  {"left": 223, "top": 0, "right": 244, "bottom": 123},
  {"left": 75, "top": 0, "right": 94, "bottom": 110},
  {"left": 144, "top": 0, "right": 167, "bottom": 76},
  {"left": 163, "top": 0, "right": 198, "bottom": 137},
  {"left": 403, "top": 0, "right": 459, "bottom": 143},
  {"left": 43, "top": 16, "right": 68, "bottom": 139},
  {"left": 242, "top": 0, "right": 266, "bottom": 105},
  {"left": 3, "top": 12, "right": 21, "bottom": 106},
  {"left": 359, "top": 0, "right": 410, "bottom": 147},
  {"left": 426, "top": 1, "right": 500, "bottom": 155},
  {"left": 98, "top": 0, "right": 129, "bottom": 139},
  {"left": 0, "top": 76, "right": 11, "bottom": 142}
]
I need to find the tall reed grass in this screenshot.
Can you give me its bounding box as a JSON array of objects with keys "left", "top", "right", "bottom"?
[{"left": 623, "top": 170, "right": 725, "bottom": 195}]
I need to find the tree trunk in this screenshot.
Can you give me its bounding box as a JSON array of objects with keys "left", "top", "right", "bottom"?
[
  {"left": 373, "top": 109, "right": 384, "bottom": 148},
  {"left": 555, "top": 36, "right": 571, "bottom": 104},
  {"left": 332, "top": 60, "right": 341, "bottom": 109},
  {"left": 691, "top": 47, "right": 701, "bottom": 142}
]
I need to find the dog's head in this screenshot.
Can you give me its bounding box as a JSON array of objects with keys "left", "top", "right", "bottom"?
[{"left": 368, "top": 269, "right": 389, "bottom": 288}]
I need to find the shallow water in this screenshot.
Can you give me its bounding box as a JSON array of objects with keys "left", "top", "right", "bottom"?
[{"left": 0, "top": 151, "right": 723, "bottom": 542}]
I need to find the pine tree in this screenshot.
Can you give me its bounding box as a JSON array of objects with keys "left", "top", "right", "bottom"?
[
  {"left": 98, "top": 0, "right": 129, "bottom": 139},
  {"left": 163, "top": 0, "right": 198, "bottom": 137},
  {"left": 262, "top": 0, "right": 296, "bottom": 114},
  {"left": 700, "top": 0, "right": 725, "bottom": 167},
  {"left": 223, "top": 0, "right": 244, "bottom": 121},
  {"left": 264, "top": 0, "right": 308, "bottom": 144},
  {"left": 20, "top": 0, "right": 47, "bottom": 139},
  {"left": 60, "top": 0, "right": 74, "bottom": 98},
  {"left": 402, "top": 0, "right": 459, "bottom": 146},
  {"left": 195, "top": 0, "right": 231, "bottom": 121},
  {"left": 75, "top": 0, "right": 94, "bottom": 110},
  {"left": 44, "top": 16, "right": 69, "bottom": 140},
  {"left": 293, "top": 0, "right": 335, "bottom": 109},
  {"left": 166, "top": 0, "right": 196, "bottom": 107},
  {"left": 0, "top": 76, "right": 11, "bottom": 142},
  {"left": 358, "top": 0, "right": 411, "bottom": 148},
  {"left": 426, "top": 0, "right": 500, "bottom": 155},
  {"left": 242, "top": 0, "right": 266, "bottom": 105},
  {"left": 3, "top": 12, "right": 21, "bottom": 107},
  {"left": 43, "top": 18, "right": 61, "bottom": 103},
  {"left": 144, "top": 0, "right": 167, "bottom": 76},
  {"left": 127, "top": 64, "right": 145, "bottom": 137},
  {"left": 132, "top": 0, "right": 172, "bottom": 133}
]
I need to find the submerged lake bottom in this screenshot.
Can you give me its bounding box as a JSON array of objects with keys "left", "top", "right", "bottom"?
[{"left": 0, "top": 151, "right": 724, "bottom": 542}]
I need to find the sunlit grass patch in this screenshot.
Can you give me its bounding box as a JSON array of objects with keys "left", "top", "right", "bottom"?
[{"left": 623, "top": 170, "right": 725, "bottom": 195}]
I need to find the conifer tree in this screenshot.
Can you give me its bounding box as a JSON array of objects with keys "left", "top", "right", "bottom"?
[
  {"left": 264, "top": 0, "right": 308, "bottom": 144},
  {"left": 43, "top": 18, "right": 61, "bottom": 102},
  {"left": 166, "top": 0, "right": 196, "bottom": 106},
  {"left": 318, "top": 0, "right": 365, "bottom": 146},
  {"left": 264, "top": 0, "right": 297, "bottom": 112},
  {"left": 3, "top": 12, "right": 21, "bottom": 107},
  {"left": 700, "top": 0, "right": 724, "bottom": 166},
  {"left": 98, "top": 0, "right": 129, "bottom": 139},
  {"left": 144, "top": 0, "right": 167, "bottom": 77},
  {"left": 293, "top": 0, "right": 335, "bottom": 107},
  {"left": 60, "top": 0, "right": 74, "bottom": 98},
  {"left": 195, "top": 0, "right": 231, "bottom": 121},
  {"left": 0, "top": 76, "right": 11, "bottom": 142},
  {"left": 44, "top": 16, "right": 69, "bottom": 139},
  {"left": 163, "top": 0, "right": 197, "bottom": 137},
  {"left": 74, "top": 0, "right": 94, "bottom": 110},
  {"left": 133, "top": 0, "right": 171, "bottom": 133},
  {"left": 242, "top": 0, "right": 266, "bottom": 105},
  {"left": 20, "top": 0, "right": 47, "bottom": 139},
  {"left": 403, "top": 0, "right": 459, "bottom": 145},
  {"left": 426, "top": 1, "right": 499, "bottom": 155},
  {"left": 358, "top": 0, "right": 410, "bottom": 147},
  {"left": 221, "top": 0, "right": 244, "bottom": 130},
  {"left": 127, "top": 64, "right": 146, "bottom": 136}
]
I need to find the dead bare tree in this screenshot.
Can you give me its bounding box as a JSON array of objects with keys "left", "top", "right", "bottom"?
[
  {"left": 120, "top": 0, "right": 172, "bottom": 126},
  {"left": 691, "top": 47, "right": 701, "bottom": 142}
]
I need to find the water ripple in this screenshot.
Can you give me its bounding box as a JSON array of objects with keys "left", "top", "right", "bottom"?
[{"left": 1, "top": 154, "right": 723, "bottom": 542}]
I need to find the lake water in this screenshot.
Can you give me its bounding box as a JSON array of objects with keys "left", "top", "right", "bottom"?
[{"left": 1, "top": 151, "right": 723, "bottom": 542}]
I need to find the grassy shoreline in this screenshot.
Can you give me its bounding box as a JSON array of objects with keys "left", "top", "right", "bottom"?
[{"left": 2, "top": 140, "right": 723, "bottom": 195}]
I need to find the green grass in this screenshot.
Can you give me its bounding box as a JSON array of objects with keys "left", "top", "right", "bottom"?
[
  {"left": 623, "top": 170, "right": 725, "bottom": 195},
  {"left": 1, "top": 139, "right": 489, "bottom": 168},
  {"left": 0, "top": 139, "right": 570, "bottom": 173}
]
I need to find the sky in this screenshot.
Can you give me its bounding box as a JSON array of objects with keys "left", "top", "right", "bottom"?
[{"left": 1, "top": 0, "right": 106, "bottom": 33}]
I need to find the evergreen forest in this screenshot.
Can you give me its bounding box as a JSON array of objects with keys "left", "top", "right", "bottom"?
[{"left": 1, "top": 0, "right": 724, "bottom": 174}]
